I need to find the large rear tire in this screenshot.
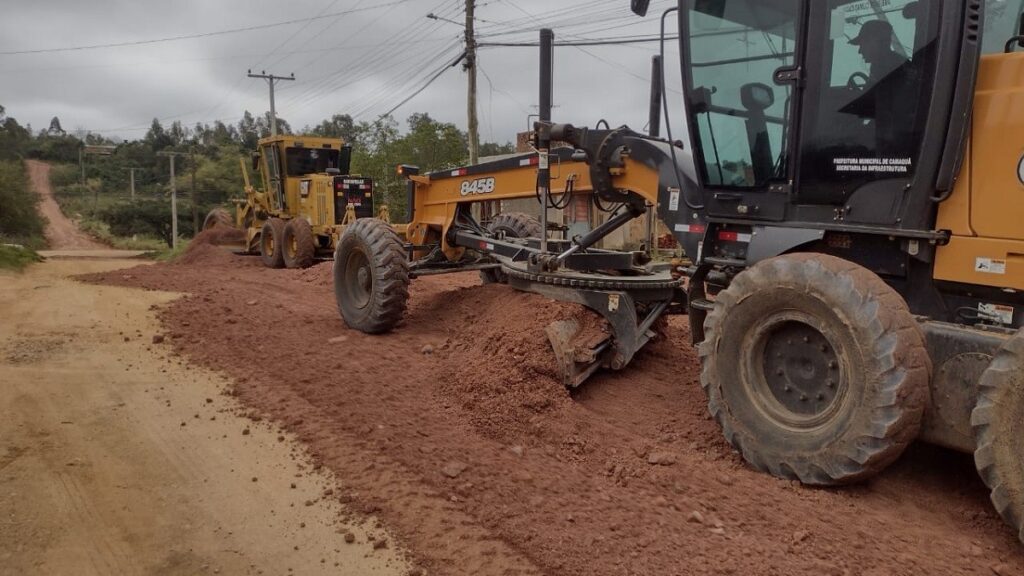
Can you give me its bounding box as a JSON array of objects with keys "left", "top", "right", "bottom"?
[
  {"left": 480, "top": 212, "right": 543, "bottom": 285},
  {"left": 202, "top": 208, "right": 233, "bottom": 231},
  {"left": 260, "top": 218, "right": 286, "bottom": 269},
  {"left": 283, "top": 218, "right": 316, "bottom": 269},
  {"left": 972, "top": 330, "right": 1024, "bottom": 544},
  {"left": 333, "top": 218, "right": 410, "bottom": 334},
  {"left": 700, "top": 253, "right": 930, "bottom": 485}
]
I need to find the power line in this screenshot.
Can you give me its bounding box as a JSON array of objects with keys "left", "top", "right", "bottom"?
[
  {"left": 478, "top": 34, "right": 680, "bottom": 47},
  {"left": 0, "top": 1, "right": 415, "bottom": 56}
]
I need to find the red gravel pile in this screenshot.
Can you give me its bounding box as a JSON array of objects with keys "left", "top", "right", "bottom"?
[
  {"left": 82, "top": 255, "right": 1024, "bottom": 576},
  {"left": 175, "top": 225, "right": 247, "bottom": 267}
]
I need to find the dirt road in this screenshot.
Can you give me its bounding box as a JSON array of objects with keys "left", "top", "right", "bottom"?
[
  {"left": 0, "top": 259, "right": 408, "bottom": 575},
  {"left": 26, "top": 159, "right": 106, "bottom": 250},
  {"left": 84, "top": 236, "right": 1024, "bottom": 576}
]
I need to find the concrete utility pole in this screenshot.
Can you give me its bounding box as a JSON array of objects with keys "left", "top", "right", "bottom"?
[
  {"left": 123, "top": 167, "right": 137, "bottom": 200},
  {"left": 190, "top": 150, "right": 199, "bottom": 234},
  {"left": 247, "top": 70, "right": 295, "bottom": 136},
  {"left": 465, "top": 0, "right": 479, "bottom": 165},
  {"left": 157, "top": 151, "right": 189, "bottom": 249}
]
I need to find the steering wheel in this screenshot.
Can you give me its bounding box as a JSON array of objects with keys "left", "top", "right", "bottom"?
[{"left": 847, "top": 71, "right": 870, "bottom": 91}]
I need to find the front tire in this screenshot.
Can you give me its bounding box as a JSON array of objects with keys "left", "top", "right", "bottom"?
[
  {"left": 333, "top": 219, "right": 410, "bottom": 334},
  {"left": 972, "top": 330, "right": 1024, "bottom": 544},
  {"left": 283, "top": 218, "right": 316, "bottom": 269},
  {"left": 260, "top": 218, "right": 286, "bottom": 269},
  {"left": 700, "top": 254, "right": 930, "bottom": 485}
]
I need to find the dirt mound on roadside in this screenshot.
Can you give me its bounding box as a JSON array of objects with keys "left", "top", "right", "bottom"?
[
  {"left": 175, "top": 225, "right": 247, "bottom": 267},
  {"left": 430, "top": 284, "right": 609, "bottom": 441},
  {"left": 296, "top": 261, "right": 334, "bottom": 286}
]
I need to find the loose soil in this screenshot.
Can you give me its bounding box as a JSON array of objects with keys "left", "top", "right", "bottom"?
[
  {"left": 27, "top": 159, "right": 106, "bottom": 250},
  {"left": 0, "top": 259, "right": 407, "bottom": 575},
  {"left": 82, "top": 233, "right": 1024, "bottom": 576}
]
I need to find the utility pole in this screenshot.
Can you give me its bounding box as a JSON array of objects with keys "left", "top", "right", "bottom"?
[
  {"left": 190, "top": 150, "right": 199, "bottom": 234},
  {"left": 157, "top": 151, "right": 189, "bottom": 249},
  {"left": 428, "top": 2, "right": 480, "bottom": 164},
  {"left": 247, "top": 70, "right": 295, "bottom": 136},
  {"left": 465, "top": 0, "right": 479, "bottom": 165},
  {"left": 123, "top": 167, "right": 137, "bottom": 200}
]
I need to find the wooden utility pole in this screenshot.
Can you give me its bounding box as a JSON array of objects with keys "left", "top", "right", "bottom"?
[
  {"left": 157, "top": 151, "right": 189, "bottom": 249},
  {"left": 465, "top": 0, "right": 479, "bottom": 165},
  {"left": 247, "top": 70, "right": 295, "bottom": 136}
]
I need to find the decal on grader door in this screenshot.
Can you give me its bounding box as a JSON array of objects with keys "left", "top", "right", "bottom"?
[{"left": 460, "top": 177, "right": 497, "bottom": 197}]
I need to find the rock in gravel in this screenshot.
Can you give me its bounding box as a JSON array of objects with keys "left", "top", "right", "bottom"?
[
  {"left": 343, "top": 532, "right": 355, "bottom": 544},
  {"left": 246, "top": 299, "right": 258, "bottom": 306},
  {"left": 710, "top": 527, "right": 726, "bottom": 536},
  {"left": 687, "top": 511, "right": 705, "bottom": 524},
  {"left": 991, "top": 563, "right": 1012, "bottom": 576},
  {"left": 421, "top": 344, "right": 435, "bottom": 355},
  {"left": 647, "top": 451, "right": 677, "bottom": 466},
  {"left": 152, "top": 334, "right": 165, "bottom": 344},
  {"left": 241, "top": 428, "right": 250, "bottom": 436},
  {"left": 792, "top": 530, "right": 810, "bottom": 544},
  {"left": 373, "top": 538, "right": 388, "bottom": 550},
  {"left": 441, "top": 461, "right": 468, "bottom": 478},
  {"left": 328, "top": 336, "right": 348, "bottom": 344},
  {"left": 510, "top": 445, "right": 524, "bottom": 457}
]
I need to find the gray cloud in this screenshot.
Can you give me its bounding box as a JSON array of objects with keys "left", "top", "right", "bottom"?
[{"left": 0, "top": 0, "right": 680, "bottom": 142}]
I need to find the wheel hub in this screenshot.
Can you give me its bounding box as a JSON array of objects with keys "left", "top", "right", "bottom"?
[
  {"left": 752, "top": 318, "right": 846, "bottom": 426},
  {"left": 344, "top": 249, "right": 373, "bottom": 310}
]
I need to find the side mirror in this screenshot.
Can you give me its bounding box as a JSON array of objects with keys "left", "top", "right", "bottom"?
[
  {"left": 631, "top": 0, "right": 650, "bottom": 17},
  {"left": 251, "top": 152, "right": 260, "bottom": 172}
]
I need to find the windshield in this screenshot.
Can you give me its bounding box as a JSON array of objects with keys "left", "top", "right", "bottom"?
[
  {"left": 684, "top": 0, "right": 801, "bottom": 189},
  {"left": 984, "top": 0, "right": 1024, "bottom": 54},
  {"left": 285, "top": 147, "right": 341, "bottom": 176}
]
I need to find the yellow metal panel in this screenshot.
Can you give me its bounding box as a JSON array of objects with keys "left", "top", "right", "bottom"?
[
  {"left": 966, "top": 53, "right": 1024, "bottom": 240},
  {"left": 935, "top": 235, "right": 1024, "bottom": 290}
]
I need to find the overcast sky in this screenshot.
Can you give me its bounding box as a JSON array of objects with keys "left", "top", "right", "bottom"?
[{"left": 0, "top": 0, "right": 684, "bottom": 143}]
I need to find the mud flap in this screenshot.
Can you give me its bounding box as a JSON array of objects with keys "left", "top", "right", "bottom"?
[{"left": 546, "top": 319, "right": 611, "bottom": 389}]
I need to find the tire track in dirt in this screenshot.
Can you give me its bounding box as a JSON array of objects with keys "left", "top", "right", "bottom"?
[{"left": 83, "top": 236, "right": 1024, "bottom": 576}]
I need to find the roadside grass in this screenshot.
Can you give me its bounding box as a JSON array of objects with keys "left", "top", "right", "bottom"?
[
  {"left": 153, "top": 242, "right": 188, "bottom": 262},
  {"left": 0, "top": 244, "right": 43, "bottom": 271}
]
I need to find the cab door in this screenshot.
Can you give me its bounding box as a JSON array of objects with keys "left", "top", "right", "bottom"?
[
  {"left": 681, "top": 0, "right": 803, "bottom": 221},
  {"left": 795, "top": 0, "right": 941, "bottom": 224}
]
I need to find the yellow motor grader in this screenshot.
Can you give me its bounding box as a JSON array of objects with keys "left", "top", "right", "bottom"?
[
  {"left": 203, "top": 135, "right": 376, "bottom": 269},
  {"left": 333, "top": 0, "right": 1024, "bottom": 545}
]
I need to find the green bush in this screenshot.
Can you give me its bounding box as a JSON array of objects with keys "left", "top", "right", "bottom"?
[
  {"left": 0, "top": 160, "right": 46, "bottom": 248},
  {"left": 0, "top": 244, "right": 42, "bottom": 271}
]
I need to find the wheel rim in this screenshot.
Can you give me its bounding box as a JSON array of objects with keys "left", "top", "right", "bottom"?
[
  {"left": 344, "top": 248, "right": 372, "bottom": 310},
  {"left": 263, "top": 228, "right": 275, "bottom": 256},
  {"left": 743, "top": 311, "right": 849, "bottom": 430}
]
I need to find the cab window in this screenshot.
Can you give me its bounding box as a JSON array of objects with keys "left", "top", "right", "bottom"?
[
  {"left": 797, "top": 0, "right": 939, "bottom": 205},
  {"left": 685, "top": 0, "right": 801, "bottom": 189},
  {"left": 285, "top": 147, "right": 341, "bottom": 176}
]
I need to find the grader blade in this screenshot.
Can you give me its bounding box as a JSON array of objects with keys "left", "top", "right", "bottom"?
[{"left": 546, "top": 319, "right": 610, "bottom": 389}]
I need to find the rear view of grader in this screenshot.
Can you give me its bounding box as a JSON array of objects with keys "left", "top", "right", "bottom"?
[
  {"left": 330, "top": 0, "right": 1024, "bottom": 546},
  {"left": 204, "top": 134, "right": 376, "bottom": 269}
]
